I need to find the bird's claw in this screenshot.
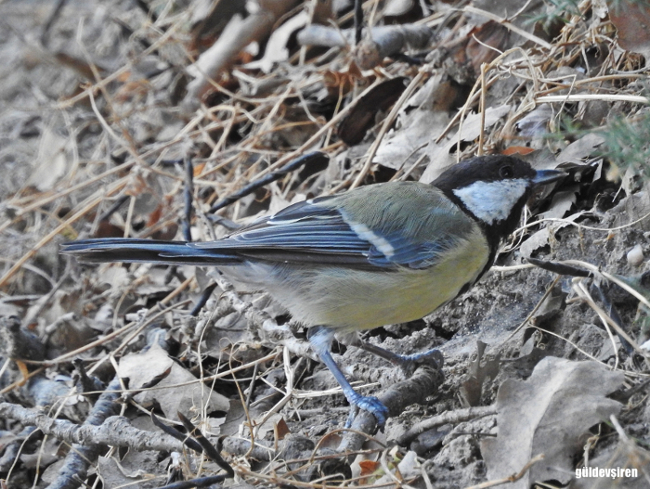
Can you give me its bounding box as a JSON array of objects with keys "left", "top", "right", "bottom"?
[
  {"left": 397, "top": 348, "right": 444, "bottom": 376},
  {"left": 345, "top": 394, "right": 389, "bottom": 429}
]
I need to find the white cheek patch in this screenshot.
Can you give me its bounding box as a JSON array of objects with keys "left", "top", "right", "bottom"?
[{"left": 453, "top": 179, "right": 528, "bottom": 224}]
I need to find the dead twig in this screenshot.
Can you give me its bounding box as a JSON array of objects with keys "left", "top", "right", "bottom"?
[
  {"left": 397, "top": 405, "right": 497, "bottom": 446},
  {"left": 338, "top": 365, "right": 444, "bottom": 452}
]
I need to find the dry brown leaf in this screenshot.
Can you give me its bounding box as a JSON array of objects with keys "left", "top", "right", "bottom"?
[
  {"left": 421, "top": 104, "right": 512, "bottom": 183},
  {"left": 516, "top": 104, "right": 553, "bottom": 139},
  {"left": 611, "top": 189, "right": 650, "bottom": 232},
  {"left": 358, "top": 459, "right": 380, "bottom": 475},
  {"left": 274, "top": 417, "right": 291, "bottom": 440},
  {"left": 28, "top": 127, "right": 70, "bottom": 191},
  {"left": 460, "top": 340, "right": 500, "bottom": 407},
  {"left": 465, "top": 22, "right": 510, "bottom": 74},
  {"left": 118, "top": 343, "right": 230, "bottom": 420},
  {"left": 481, "top": 357, "right": 624, "bottom": 488},
  {"left": 502, "top": 146, "right": 535, "bottom": 155},
  {"left": 556, "top": 133, "right": 605, "bottom": 164},
  {"left": 338, "top": 77, "right": 409, "bottom": 146},
  {"left": 374, "top": 110, "right": 450, "bottom": 172},
  {"left": 539, "top": 188, "right": 578, "bottom": 220},
  {"left": 96, "top": 452, "right": 160, "bottom": 489},
  {"left": 519, "top": 211, "right": 582, "bottom": 258},
  {"left": 374, "top": 74, "right": 458, "bottom": 172},
  {"left": 608, "top": 0, "right": 650, "bottom": 59}
]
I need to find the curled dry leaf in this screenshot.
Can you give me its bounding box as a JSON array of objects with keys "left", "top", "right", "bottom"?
[
  {"left": 608, "top": 0, "right": 650, "bottom": 59},
  {"left": 421, "top": 104, "right": 512, "bottom": 183},
  {"left": 118, "top": 343, "right": 229, "bottom": 421},
  {"left": 459, "top": 340, "right": 500, "bottom": 407},
  {"left": 556, "top": 133, "right": 605, "bottom": 165},
  {"left": 516, "top": 104, "right": 553, "bottom": 139},
  {"left": 374, "top": 74, "right": 459, "bottom": 172},
  {"left": 28, "top": 127, "right": 70, "bottom": 192},
  {"left": 519, "top": 211, "right": 582, "bottom": 258},
  {"left": 338, "top": 77, "right": 409, "bottom": 146},
  {"left": 481, "top": 356, "right": 625, "bottom": 488},
  {"left": 297, "top": 23, "right": 434, "bottom": 70},
  {"left": 465, "top": 21, "right": 510, "bottom": 75}
]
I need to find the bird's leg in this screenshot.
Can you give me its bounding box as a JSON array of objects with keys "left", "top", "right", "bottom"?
[
  {"left": 307, "top": 326, "right": 389, "bottom": 429},
  {"left": 355, "top": 340, "right": 444, "bottom": 377}
]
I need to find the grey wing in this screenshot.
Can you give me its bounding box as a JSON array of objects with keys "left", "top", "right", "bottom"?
[{"left": 192, "top": 197, "right": 463, "bottom": 270}]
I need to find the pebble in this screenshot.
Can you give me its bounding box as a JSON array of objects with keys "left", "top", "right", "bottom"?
[{"left": 627, "top": 244, "right": 644, "bottom": 266}]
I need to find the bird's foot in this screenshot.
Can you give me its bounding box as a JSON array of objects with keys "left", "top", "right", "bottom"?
[
  {"left": 357, "top": 341, "right": 444, "bottom": 377},
  {"left": 345, "top": 393, "right": 390, "bottom": 429},
  {"left": 394, "top": 348, "right": 444, "bottom": 376}
]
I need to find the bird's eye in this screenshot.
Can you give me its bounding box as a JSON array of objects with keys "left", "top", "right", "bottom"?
[{"left": 499, "top": 165, "right": 513, "bottom": 178}]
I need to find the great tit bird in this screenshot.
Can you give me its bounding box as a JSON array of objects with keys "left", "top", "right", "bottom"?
[{"left": 62, "top": 155, "right": 564, "bottom": 428}]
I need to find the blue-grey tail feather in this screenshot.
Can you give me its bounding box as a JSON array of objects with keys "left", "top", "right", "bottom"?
[{"left": 61, "top": 238, "right": 243, "bottom": 266}]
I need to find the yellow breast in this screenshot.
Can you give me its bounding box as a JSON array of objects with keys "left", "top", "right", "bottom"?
[{"left": 269, "top": 225, "right": 490, "bottom": 332}]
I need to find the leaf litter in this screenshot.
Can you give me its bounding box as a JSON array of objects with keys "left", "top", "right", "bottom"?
[{"left": 0, "top": 0, "right": 650, "bottom": 488}]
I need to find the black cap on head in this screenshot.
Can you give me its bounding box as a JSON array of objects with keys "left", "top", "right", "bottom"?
[{"left": 432, "top": 155, "right": 536, "bottom": 192}]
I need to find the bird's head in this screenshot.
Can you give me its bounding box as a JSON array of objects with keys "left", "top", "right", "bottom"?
[{"left": 433, "top": 155, "right": 565, "bottom": 244}]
